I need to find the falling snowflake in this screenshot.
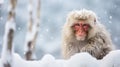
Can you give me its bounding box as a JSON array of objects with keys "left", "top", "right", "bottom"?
[
  {"left": 109, "top": 16, "right": 112, "bottom": 20},
  {"left": 0, "top": 16, "right": 3, "bottom": 20},
  {"left": 108, "top": 21, "right": 112, "bottom": 24},
  {"left": 46, "top": 29, "right": 49, "bottom": 32},
  {"left": 114, "top": 37, "right": 118, "bottom": 42},
  {"left": 18, "top": 27, "right": 21, "bottom": 31},
  {"left": 104, "top": 11, "right": 107, "bottom": 14},
  {"left": 39, "top": 35, "right": 43, "bottom": 37}
]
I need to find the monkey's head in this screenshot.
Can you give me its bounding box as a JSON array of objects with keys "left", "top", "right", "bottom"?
[{"left": 64, "top": 9, "right": 98, "bottom": 41}]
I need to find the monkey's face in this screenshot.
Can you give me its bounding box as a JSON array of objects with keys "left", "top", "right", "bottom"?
[{"left": 72, "top": 20, "right": 91, "bottom": 41}]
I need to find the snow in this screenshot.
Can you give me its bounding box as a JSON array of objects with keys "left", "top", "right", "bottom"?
[
  {"left": 24, "top": 1, "right": 39, "bottom": 52},
  {"left": 0, "top": 59, "right": 3, "bottom": 67},
  {"left": 108, "top": 21, "right": 112, "bottom": 23},
  {"left": 1, "top": 18, "right": 16, "bottom": 64},
  {"left": 24, "top": 24, "right": 39, "bottom": 56},
  {"left": 100, "top": 50, "right": 120, "bottom": 67},
  {"left": 0, "top": 17, "right": 3, "bottom": 21},
  {"left": 109, "top": 16, "right": 112, "bottom": 19},
  {"left": 0, "top": 50, "right": 120, "bottom": 67},
  {"left": 28, "top": 2, "right": 33, "bottom": 13},
  {"left": 17, "top": 27, "right": 21, "bottom": 31},
  {"left": 12, "top": 53, "right": 41, "bottom": 67},
  {"left": 7, "top": 4, "right": 13, "bottom": 12},
  {"left": 114, "top": 37, "right": 118, "bottom": 42},
  {"left": 104, "top": 11, "right": 107, "bottom": 14},
  {"left": 66, "top": 53, "right": 100, "bottom": 67},
  {"left": 4, "top": 18, "right": 16, "bottom": 31},
  {"left": 24, "top": 22, "right": 39, "bottom": 52},
  {"left": 46, "top": 29, "right": 49, "bottom": 32},
  {"left": 40, "top": 54, "right": 56, "bottom": 67}
]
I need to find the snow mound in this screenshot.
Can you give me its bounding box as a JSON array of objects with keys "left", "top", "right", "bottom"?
[
  {"left": 100, "top": 50, "right": 120, "bottom": 67},
  {"left": 0, "top": 50, "right": 120, "bottom": 67},
  {"left": 66, "top": 53, "right": 100, "bottom": 67}
]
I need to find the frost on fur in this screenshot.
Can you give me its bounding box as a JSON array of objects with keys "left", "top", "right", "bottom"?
[{"left": 62, "top": 9, "right": 114, "bottom": 60}]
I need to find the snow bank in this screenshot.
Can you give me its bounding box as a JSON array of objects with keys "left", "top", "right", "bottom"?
[
  {"left": 65, "top": 53, "right": 100, "bottom": 67},
  {"left": 0, "top": 50, "right": 120, "bottom": 67},
  {"left": 12, "top": 54, "right": 66, "bottom": 67},
  {"left": 100, "top": 50, "right": 120, "bottom": 67}
]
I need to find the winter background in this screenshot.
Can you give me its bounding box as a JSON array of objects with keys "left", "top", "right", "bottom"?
[{"left": 0, "top": 0, "right": 120, "bottom": 60}]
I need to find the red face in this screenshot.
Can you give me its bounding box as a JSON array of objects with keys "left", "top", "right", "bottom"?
[{"left": 72, "top": 21, "right": 90, "bottom": 40}]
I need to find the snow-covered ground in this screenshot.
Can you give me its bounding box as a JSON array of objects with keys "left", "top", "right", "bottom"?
[
  {"left": 0, "top": 50, "right": 120, "bottom": 67},
  {"left": 100, "top": 50, "right": 120, "bottom": 67}
]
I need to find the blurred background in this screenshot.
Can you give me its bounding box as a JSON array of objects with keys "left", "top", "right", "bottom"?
[{"left": 0, "top": 0, "right": 120, "bottom": 59}]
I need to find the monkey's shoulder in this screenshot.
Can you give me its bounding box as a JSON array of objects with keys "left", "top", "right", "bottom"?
[{"left": 88, "top": 32, "right": 108, "bottom": 45}]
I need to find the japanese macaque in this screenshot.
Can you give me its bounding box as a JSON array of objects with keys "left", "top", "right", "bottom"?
[{"left": 62, "top": 9, "right": 114, "bottom": 59}]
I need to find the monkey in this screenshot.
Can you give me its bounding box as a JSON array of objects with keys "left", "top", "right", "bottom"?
[{"left": 62, "top": 9, "right": 114, "bottom": 59}]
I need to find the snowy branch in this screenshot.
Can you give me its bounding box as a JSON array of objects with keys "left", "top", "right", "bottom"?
[
  {"left": 24, "top": 0, "right": 41, "bottom": 60},
  {"left": 1, "top": 0, "right": 17, "bottom": 67}
]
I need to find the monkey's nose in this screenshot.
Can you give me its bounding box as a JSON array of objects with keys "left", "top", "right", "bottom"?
[{"left": 77, "top": 30, "right": 85, "bottom": 36}]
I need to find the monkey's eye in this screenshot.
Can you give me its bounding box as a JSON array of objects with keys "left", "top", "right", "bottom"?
[
  {"left": 72, "top": 24, "right": 80, "bottom": 30},
  {"left": 83, "top": 24, "right": 90, "bottom": 31}
]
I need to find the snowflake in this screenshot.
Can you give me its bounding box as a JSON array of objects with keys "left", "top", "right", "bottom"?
[
  {"left": 109, "top": 16, "right": 112, "bottom": 20},
  {"left": 46, "top": 29, "right": 49, "bottom": 32},
  {"left": 18, "top": 27, "right": 21, "bottom": 31},
  {"left": 0, "top": 16, "right": 3, "bottom": 20},
  {"left": 114, "top": 37, "right": 118, "bottom": 42},
  {"left": 108, "top": 21, "right": 112, "bottom": 24},
  {"left": 104, "top": 11, "right": 107, "bottom": 14}
]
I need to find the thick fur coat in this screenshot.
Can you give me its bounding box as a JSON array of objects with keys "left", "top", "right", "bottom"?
[{"left": 62, "top": 9, "right": 114, "bottom": 59}]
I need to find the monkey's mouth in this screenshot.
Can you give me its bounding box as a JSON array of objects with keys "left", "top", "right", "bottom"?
[{"left": 76, "top": 36, "right": 86, "bottom": 41}]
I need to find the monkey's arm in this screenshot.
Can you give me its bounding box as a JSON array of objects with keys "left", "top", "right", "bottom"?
[
  {"left": 80, "top": 38, "right": 112, "bottom": 59},
  {"left": 81, "top": 44, "right": 111, "bottom": 59}
]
